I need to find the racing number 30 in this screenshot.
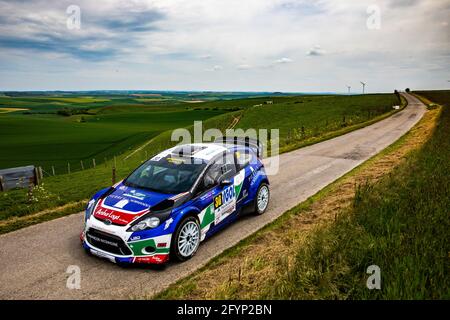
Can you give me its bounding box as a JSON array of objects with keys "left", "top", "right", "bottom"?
[{"left": 214, "top": 194, "right": 223, "bottom": 209}]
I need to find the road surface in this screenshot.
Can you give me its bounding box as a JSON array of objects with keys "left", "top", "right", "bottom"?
[{"left": 0, "top": 93, "right": 426, "bottom": 299}]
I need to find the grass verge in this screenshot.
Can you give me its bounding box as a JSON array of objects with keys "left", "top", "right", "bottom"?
[
  {"left": 0, "top": 200, "right": 87, "bottom": 234},
  {"left": 154, "top": 92, "right": 446, "bottom": 299}
]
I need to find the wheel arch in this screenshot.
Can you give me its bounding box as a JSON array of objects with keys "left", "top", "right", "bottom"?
[
  {"left": 173, "top": 207, "right": 201, "bottom": 229},
  {"left": 248, "top": 171, "right": 270, "bottom": 198}
]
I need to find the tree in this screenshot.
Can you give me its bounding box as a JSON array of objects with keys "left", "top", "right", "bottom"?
[
  {"left": 405, "top": 88, "right": 410, "bottom": 93},
  {"left": 57, "top": 108, "right": 72, "bottom": 116},
  {"left": 394, "top": 90, "right": 401, "bottom": 104}
]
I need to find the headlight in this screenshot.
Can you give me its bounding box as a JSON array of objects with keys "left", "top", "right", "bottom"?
[
  {"left": 127, "top": 207, "right": 173, "bottom": 232},
  {"left": 130, "top": 217, "right": 160, "bottom": 232}
]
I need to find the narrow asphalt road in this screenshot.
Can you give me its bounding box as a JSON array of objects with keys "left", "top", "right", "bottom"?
[{"left": 0, "top": 93, "right": 426, "bottom": 299}]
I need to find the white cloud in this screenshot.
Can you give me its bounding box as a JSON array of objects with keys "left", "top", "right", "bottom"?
[
  {"left": 306, "top": 45, "right": 325, "bottom": 56},
  {"left": 0, "top": 0, "right": 449, "bottom": 92},
  {"left": 274, "top": 57, "right": 293, "bottom": 64}
]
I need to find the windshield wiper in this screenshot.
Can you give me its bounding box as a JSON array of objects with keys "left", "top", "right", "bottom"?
[
  {"left": 123, "top": 180, "right": 166, "bottom": 193},
  {"left": 122, "top": 180, "right": 138, "bottom": 188}
]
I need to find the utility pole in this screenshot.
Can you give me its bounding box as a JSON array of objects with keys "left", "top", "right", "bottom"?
[{"left": 346, "top": 85, "right": 351, "bottom": 94}]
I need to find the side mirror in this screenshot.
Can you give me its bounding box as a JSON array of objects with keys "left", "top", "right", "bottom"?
[
  {"left": 220, "top": 179, "right": 232, "bottom": 186},
  {"left": 204, "top": 175, "right": 215, "bottom": 189}
]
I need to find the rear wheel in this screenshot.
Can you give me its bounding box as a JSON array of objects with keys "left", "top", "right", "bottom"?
[
  {"left": 254, "top": 183, "right": 270, "bottom": 215},
  {"left": 171, "top": 216, "right": 201, "bottom": 262}
]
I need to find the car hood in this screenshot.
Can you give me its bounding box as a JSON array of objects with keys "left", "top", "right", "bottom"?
[{"left": 93, "top": 182, "right": 176, "bottom": 226}]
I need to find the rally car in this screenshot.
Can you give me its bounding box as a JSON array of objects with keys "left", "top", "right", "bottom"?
[{"left": 81, "top": 137, "right": 270, "bottom": 265}]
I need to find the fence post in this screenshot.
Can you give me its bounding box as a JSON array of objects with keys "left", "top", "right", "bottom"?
[
  {"left": 52, "top": 166, "right": 55, "bottom": 176},
  {"left": 80, "top": 160, "right": 84, "bottom": 170},
  {"left": 38, "top": 166, "right": 43, "bottom": 183},
  {"left": 34, "top": 167, "right": 40, "bottom": 185},
  {"left": 68, "top": 162, "right": 71, "bottom": 174},
  {"left": 0, "top": 175, "right": 4, "bottom": 192},
  {"left": 92, "top": 158, "right": 96, "bottom": 168}
]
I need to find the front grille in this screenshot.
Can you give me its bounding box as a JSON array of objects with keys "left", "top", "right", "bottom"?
[{"left": 86, "top": 228, "right": 132, "bottom": 256}]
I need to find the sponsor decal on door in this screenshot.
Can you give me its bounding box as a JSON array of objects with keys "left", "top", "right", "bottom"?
[{"left": 214, "top": 184, "right": 236, "bottom": 225}]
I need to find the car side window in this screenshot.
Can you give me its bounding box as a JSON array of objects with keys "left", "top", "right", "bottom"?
[
  {"left": 204, "top": 163, "right": 221, "bottom": 188},
  {"left": 196, "top": 153, "right": 237, "bottom": 195},
  {"left": 220, "top": 152, "right": 237, "bottom": 180},
  {"left": 235, "top": 150, "right": 253, "bottom": 171},
  {"left": 195, "top": 162, "right": 220, "bottom": 195}
]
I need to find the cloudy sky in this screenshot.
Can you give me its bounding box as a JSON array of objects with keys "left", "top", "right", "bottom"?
[{"left": 0, "top": 0, "right": 448, "bottom": 92}]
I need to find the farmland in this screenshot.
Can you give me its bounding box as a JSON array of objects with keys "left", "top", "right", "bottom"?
[
  {"left": 0, "top": 91, "right": 402, "bottom": 232},
  {"left": 0, "top": 94, "right": 227, "bottom": 172},
  {"left": 0, "top": 93, "right": 400, "bottom": 173}
]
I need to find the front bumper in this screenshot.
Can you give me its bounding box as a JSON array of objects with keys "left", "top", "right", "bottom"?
[
  {"left": 81, "top": 228, "right": 171, "bottom": 265},
  {"left": 83, "top": 240, "right": 170, "bottom": 264}
]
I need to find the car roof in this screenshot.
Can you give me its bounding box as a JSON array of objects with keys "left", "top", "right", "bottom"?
[
  {"left": 151, "top": 143, "right": 253, "bottom": 164},
  {"left": 151, "top": 143, "right": 226, "bottom": 163}
]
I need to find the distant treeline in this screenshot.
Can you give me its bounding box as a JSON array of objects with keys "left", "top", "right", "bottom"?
[
  {"left": 190, "top": 106, "right": 242, "bottom": 111},
  {"left": 22, "top": 108, "right": 95, "bottom": 116},
  {"left": 56, "top": 108, "right": 95, "bottom": 117}
]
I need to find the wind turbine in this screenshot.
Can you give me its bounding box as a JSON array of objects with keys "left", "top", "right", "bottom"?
[
  {"left": 360, "top": 81, "right": 366, "bottom": 94},
  {"left": 346, "top": 85, "right": 351, "bottom": 94}
]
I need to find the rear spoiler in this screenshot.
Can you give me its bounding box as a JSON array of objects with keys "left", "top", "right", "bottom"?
[{"left": 214, "top": 136, "right": 264, "bottom": 158}]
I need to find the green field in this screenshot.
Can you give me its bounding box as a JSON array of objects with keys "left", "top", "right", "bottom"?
[
  {"left": 0, "top": 94, "right": 233, "bottom": 172},
  {"left": 236, "top": 94, "right": 400, "bottom": 151},
  {"left": 0, "top": 109, "right": 224, "bottom": 172},
  {"left": 0, "top": 93, "right": 400, "bottom": 173},
  {"left": 0, "top": 93, "right": 290, "bottom": 173},
  {"left": 0, "top": 92, "right": 401, "bottom": 231}
]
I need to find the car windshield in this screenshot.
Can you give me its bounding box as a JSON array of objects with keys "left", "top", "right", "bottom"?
[{"left": 123, "top": 157, "right": 206, "bottom": 194}]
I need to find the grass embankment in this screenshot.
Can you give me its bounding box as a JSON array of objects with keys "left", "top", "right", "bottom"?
[
  {"left": 0, "top": 94, "right": 402, "bottom": 233},
  {"left": 155, "top": 91, "right": 448, "bottom": 300},
  {"left": 237, "top": 94, "right": 404, "bottom": 153}
]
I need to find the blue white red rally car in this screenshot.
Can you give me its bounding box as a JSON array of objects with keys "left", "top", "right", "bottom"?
[{"left": 81, "top": 137, "right": 270, "bottom": 265}]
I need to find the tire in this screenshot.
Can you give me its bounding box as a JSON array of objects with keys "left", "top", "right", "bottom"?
[
  {"left": 171, "top": 216, "right": 201, "bottom": 262},
  {"left": 254, "top": 183, "right": 270, "bottom": 215}
]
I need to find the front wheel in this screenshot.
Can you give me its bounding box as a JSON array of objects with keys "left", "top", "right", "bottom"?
[
  {"left": 171, "top": 216, "right": 201, "bottom": 262},
  {"left": 254, "top": 183, "right": 270, "bottom": 215}
]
